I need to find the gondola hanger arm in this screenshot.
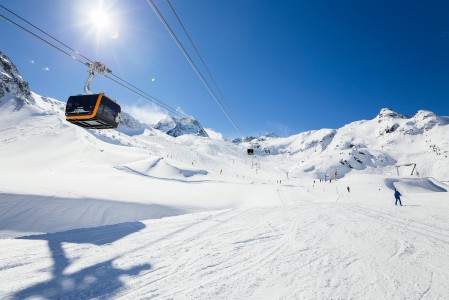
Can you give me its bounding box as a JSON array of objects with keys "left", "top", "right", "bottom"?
[{"left": 84, "top": 62, "right": 112, "bottom": 95}]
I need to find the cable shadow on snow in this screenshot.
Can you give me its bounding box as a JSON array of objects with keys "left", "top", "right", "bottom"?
[{"left": 12, "top": 222, "right": 151, "bottom": 299}]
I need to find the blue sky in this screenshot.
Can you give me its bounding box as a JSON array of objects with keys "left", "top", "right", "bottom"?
[{"left": 1, "top": 0, "right": 449, "bottom": 138}]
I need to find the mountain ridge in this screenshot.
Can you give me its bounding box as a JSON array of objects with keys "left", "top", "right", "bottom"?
[{"left": 1, "top": 50, "right": 448, "bottom": 181}]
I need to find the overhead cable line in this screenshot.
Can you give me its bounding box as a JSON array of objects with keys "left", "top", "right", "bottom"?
[
  {"left": 0, "top": 5, "right": 185, "bottom": 118},
  {"left": 104, "top": 74, "right": 183, "bottom": 115},
  {"left": 0, "top": 4, "right": 94, "bottom": 64},
  {"left": 147, "top": 0, "right": 241, "bottom": 134},
  {"left": 0, "top": 13, "right": 83, "bottom": 65},
  {"left": 165, "top": 0, "right": 235, "bottom": 118}
]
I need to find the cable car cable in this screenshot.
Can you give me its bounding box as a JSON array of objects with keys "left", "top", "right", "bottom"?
[
  {"left": 107, "top": 73, "right": 185, "bottom": 118},
  {"left": 104, "top": 74, "right": 184, "bottom": 117},
  {"left": 165, "top": 0, "right": 235, "bottom": 118},
  {"left": 0, "top": 7, "right": 185, "bottom": 118},
  {"left": 148, "top": 0, "right": 240, "bottom": 133},
  {"left": 0, "top": 4, "right": 94, "bottom": 64},
  {"left": 147, "top": 0, "right": 241, "bottom": 134},
  {"left": 0, "top": 13, "right": 84, "bottom": 65}
]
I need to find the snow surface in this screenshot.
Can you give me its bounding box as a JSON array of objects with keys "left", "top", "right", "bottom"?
[{"left": 1, "top": 87, "right": 449, "bottom": 298}]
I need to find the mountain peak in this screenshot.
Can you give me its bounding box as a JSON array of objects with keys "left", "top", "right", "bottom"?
[
  {"left": 0, "top": 51, "right": 34, "bottom": 109},
  {"left": 154, "top": 116, "right": 209, "bottom": 138},
  {"left": 117, "top": 112, "right": 152, "bottom": 136},
  {"left": 377, "top": 108, "right": 405, "bottom": 120},
  {"left": 412, "top": 110, "right": 441, "bottom": 131},
  {"left": 413, "top": 110, "right": 436, "bottom": 120}
]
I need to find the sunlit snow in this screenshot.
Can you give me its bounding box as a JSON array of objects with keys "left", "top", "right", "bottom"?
[{"left": 1, "top": 53, "right": 449, "bottom": 298}]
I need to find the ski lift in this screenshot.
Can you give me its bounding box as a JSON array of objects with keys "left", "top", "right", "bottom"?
[
  {"left": 65, "top": 93, "right": 120, "bottom": 129},
  {"left": 251, "top": 155, "right": 260, "bottom": 169},
  {"left": 65, "top": 62, "right": 121, "bottom": 129},
  {"left": 247, "top": 141, "right": 259, "bottom": 156}
]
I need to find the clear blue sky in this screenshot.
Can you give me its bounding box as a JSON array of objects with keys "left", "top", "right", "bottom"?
[{"left": 1, "top": 0, "right": 449, "bottom": 138}]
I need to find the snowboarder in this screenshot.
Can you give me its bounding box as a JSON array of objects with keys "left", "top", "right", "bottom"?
[{"left": 394, "top": 189, "right": 402, "bottom": 206}]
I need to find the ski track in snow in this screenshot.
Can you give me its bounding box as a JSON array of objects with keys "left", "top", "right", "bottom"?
[{"left": 1, "top": 186, "right": 449, "bottom": 299}]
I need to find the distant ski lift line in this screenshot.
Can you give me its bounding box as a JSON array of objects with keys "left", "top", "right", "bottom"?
[
  {"left": 0, "top": 4, "right": 185, "bottom": 119},
  {"left": 395, "top": 163, "right": 417, "bottom": 176}
]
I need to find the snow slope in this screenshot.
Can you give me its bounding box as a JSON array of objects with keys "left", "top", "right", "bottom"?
[
  {"left": 2, "top": 178, "right": 449, "bottom": 299},
  {"left": 1, "top": 51, "right": 449, "bottom": 299}
]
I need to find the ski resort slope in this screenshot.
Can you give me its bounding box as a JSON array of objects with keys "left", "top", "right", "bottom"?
[
  {"left": 1, "top": 177, "right": 449, "bottom": 299},
  {"left": 1, "top": 94, "right": 449, "bottom": 299},
  {"left": 1, "top": 57, "right": 449, "bottom": 298}
]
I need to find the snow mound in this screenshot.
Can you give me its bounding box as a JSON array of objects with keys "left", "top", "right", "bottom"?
[
  {"left": 0, "top": 193, "right": 186, "bottom": 238},
  {"left": 116, "top": 157, "right": 208, "bottom": 180},
  {"left": 385, "top": 177, "right": 448, "bottom": 193}
]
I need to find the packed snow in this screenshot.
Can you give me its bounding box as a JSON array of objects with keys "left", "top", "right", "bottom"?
[{"left": 1, "top": 51, "right": 449, "bottom": 299}]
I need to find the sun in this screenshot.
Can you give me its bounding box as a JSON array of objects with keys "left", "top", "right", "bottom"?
[
  {"left": 74, "top": 0, "right": 122, "bottom": 45},
  {"left": 90, "top": 9, "right": 111, "bottom": 30},
  {"left": 86, "top": 0, "right": 120, "bottom": 38}
]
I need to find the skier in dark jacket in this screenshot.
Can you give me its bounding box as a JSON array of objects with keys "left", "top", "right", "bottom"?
[{"left": 394, "top": 189, "right": 402, "bottom": 206}]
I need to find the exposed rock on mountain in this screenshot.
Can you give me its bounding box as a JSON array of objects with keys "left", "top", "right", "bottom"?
[
  {"left": 0, "top": 51, "right": 34, "bottom": 109},
  {"left": 154, "top": 116, "right": 209, "bottom": 138}
]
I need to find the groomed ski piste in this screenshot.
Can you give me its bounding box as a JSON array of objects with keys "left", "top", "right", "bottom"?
[{"left": 2, "top": 57, "right": 449, "bottom": 299}]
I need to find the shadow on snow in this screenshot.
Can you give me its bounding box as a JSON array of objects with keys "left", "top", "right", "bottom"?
[{"left": 12, "top": 222, "right": 150, "bottom": 299}]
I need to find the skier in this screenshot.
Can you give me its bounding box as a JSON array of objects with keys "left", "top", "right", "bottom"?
[
  {"left": 394, "top": 189, "right": 402, "bottom": 206},
  {"left": 347, "top": 186, "right": 350, "bottom": 193}
]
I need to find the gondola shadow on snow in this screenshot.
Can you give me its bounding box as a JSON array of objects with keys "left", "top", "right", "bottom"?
[{"left": 12, "top": 222, "right": 151, "bottom": 299}]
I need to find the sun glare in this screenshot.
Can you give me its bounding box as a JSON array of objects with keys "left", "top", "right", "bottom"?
[
  {"left": 90, "top": 9, "right": 111, "bottom": 29},
  {"left": 75, "top": 0, "right": 122, "bottom": 44},
  {"left": 85, "top": 4, "right": 120, "bottom": 40}
]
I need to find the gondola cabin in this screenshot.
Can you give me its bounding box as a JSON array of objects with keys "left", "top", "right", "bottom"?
[
  {"left": 65, "top": 94, "right": 121, "bottom": 129},
  {"left": 247, "top": 148, "right": 254, "bottom": 155}
]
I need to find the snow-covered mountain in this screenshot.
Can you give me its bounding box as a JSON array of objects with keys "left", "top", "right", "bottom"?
[
  {"left": 1, "top": 49, "right": 448, "bottom": 182},
  {"left": 237, "top": 107, "right": 449, "bottom": 180},
  {"left": 154, "top": 116, "right": 209, "bottom": 138}
]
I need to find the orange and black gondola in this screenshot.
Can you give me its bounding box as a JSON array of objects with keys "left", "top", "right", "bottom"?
[{"left": 65, "top": 93, "right": 121, "bottom": 129}]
